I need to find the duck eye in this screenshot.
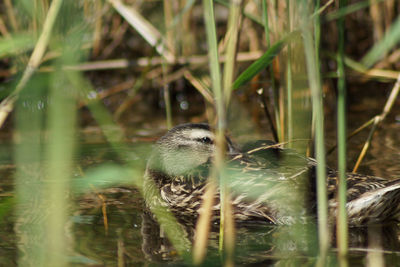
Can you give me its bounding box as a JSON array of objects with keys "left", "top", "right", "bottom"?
[{"left": 199, "top": 137, "right": 213, "bottom": 144}]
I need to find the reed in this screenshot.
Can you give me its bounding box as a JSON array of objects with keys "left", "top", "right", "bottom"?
[
  {"left": 193, "top": 1, "right": 229, "bottom": 265},
  {"left": 336, "top": 0, "right": 349, "bottom": 266},
  {"left": 220, "top": 1, "right": 243, "bottom": 265},
  {"left": 299, "top": 1, "right": 329, "bottom": 265}
]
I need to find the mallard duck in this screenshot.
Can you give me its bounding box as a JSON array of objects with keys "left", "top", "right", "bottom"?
[{"left": 144, "top": 123, "right": 400, "bottom": 226}]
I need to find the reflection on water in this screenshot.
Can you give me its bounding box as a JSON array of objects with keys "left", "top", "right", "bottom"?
[
  {"left": 73, "top": 187, "right": 400, "bottom": 265},
  {"left": 73, "top": 187, "right": 146, "bottom": 265},
  {"left": 0, "top": 99, "right": 399, "bottom": 265},
  {"left": 1, "top": 138, "right": 400, "bottom": 265}
]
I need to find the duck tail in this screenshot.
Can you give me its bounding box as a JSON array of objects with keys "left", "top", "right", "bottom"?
[{"left": 346, "top": 178, "right": 400, "bottom": 226}]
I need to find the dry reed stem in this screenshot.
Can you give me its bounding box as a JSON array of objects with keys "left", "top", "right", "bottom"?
[
  {"left": 311, "top": 0, "right": 334, "bottom": 18},
  {"left": 364, "top": 69, "right": 400, "bottom": 80},
  {"left": 32, "top": 1, "right": 38, "bottom": 34},
  {"left": 0, "top": 0, "right": 64, "bottom": 129},
  {"left": 78, "top": 79, "right": 136, "bottom": 109},
  {"left": 222, "top": 185, "right": 235, "bottom": 267},
  {"left": 342, "top": 55, "right": 400, "bottom": 80},
  {"left": 101, "top": 22, "right": 129, "bottom": 59},
  {"left": 346, "top": 247, "right": 400, "bottom": 255},
  {"left": 159, "top": 67, "right": 189, "bottom": 86},
  {"left": 111, "top": 79, "right": 142, "bottom": 119},
  {"left": 161, "top": 0, "right": 176, "bottom": 129},
  {"left": 0, "top": 16, "right": 10, "bottom": 37},
  {"left": 375, "top": 49, "right": 400, "bottom": 69},
  {"left": 92, "top": 0, "right": 103, "bottom": 57},
  {"left": 222, "top": 0, "right": 242, "bottom": 104},
  {"left": 4, "top": 0, "right": 18, "bottom": 31},
  {"left": 163, "top": 0, "right": 177, "bottom": 56},
  {"left": 34, "top": 51, "right": 264, "bottom": 73},
  {"left": 369, "top": 0, "right": 384, "bottom": 42},
  {"left": 114, "top": 96, "right": 141, "bottom": 120},
  {"left": 108, "top": 0, "right": 175, "bottom": 62},
  {"left": 327, "top": 117, "right": 375, "bottom": 155},
  {"left": 192, "top": 180, "right": 216, "bottom": 265},
  {"left": 181, "top": 0, "right": 195, "bottom": 56},
  {"left": 353, "top": 73, "right": 400, "bottom": 172},
  {"left": 183, "top": 70, "right": 214, "bottom": 104}
]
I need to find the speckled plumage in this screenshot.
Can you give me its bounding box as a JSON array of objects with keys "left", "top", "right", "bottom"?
[{"left": 144, "top": 123, "right": 400, "bottom": 226}]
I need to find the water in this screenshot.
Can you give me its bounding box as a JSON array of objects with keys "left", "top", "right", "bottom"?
[{"left": 0, "top": 85, "right": 400, "bottom": 265}]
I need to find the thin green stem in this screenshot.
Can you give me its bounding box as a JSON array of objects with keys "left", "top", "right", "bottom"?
[
  {"left": 336, "top": 0, "right": 349, "bottom": 265},
  {"left": 286, "top": 0, "right": 293, "bottom": 146},
  {"left": 194, "top": 1, "right": 226, "bottom": 264},
  {"left": 222, "top": 0, "right": 241, "bottom": 105},
  {"left": 203, "top": 0, "right": 224, "bottom": 125},
  {"left": 314, "top": 0, "right": 321, "bottom": 75},
  {"left": 299, "top": 1, "right": 329, "bottom": 265}
]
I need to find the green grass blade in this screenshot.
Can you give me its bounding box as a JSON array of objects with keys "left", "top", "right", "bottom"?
[
  {"left": 232, "top": 33, "right": 298, "bottom": 90},
  {"left": 325, "top": 0, "right": 385, "bottom": 22},
  {"left": 362, "top": 15, "right": 400, "bottom": 68},
  {"left": 0, "top": 34, "right": 35, "bottom": 58},
  {"left": 215, "top": 0, "right": 262, "bottom": 25},
  {"left": 170, "top": 0, "right": 196, "bottom": 27},
  {"left": 203, "top": 0, "right": 222, "bottom": 113}
]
